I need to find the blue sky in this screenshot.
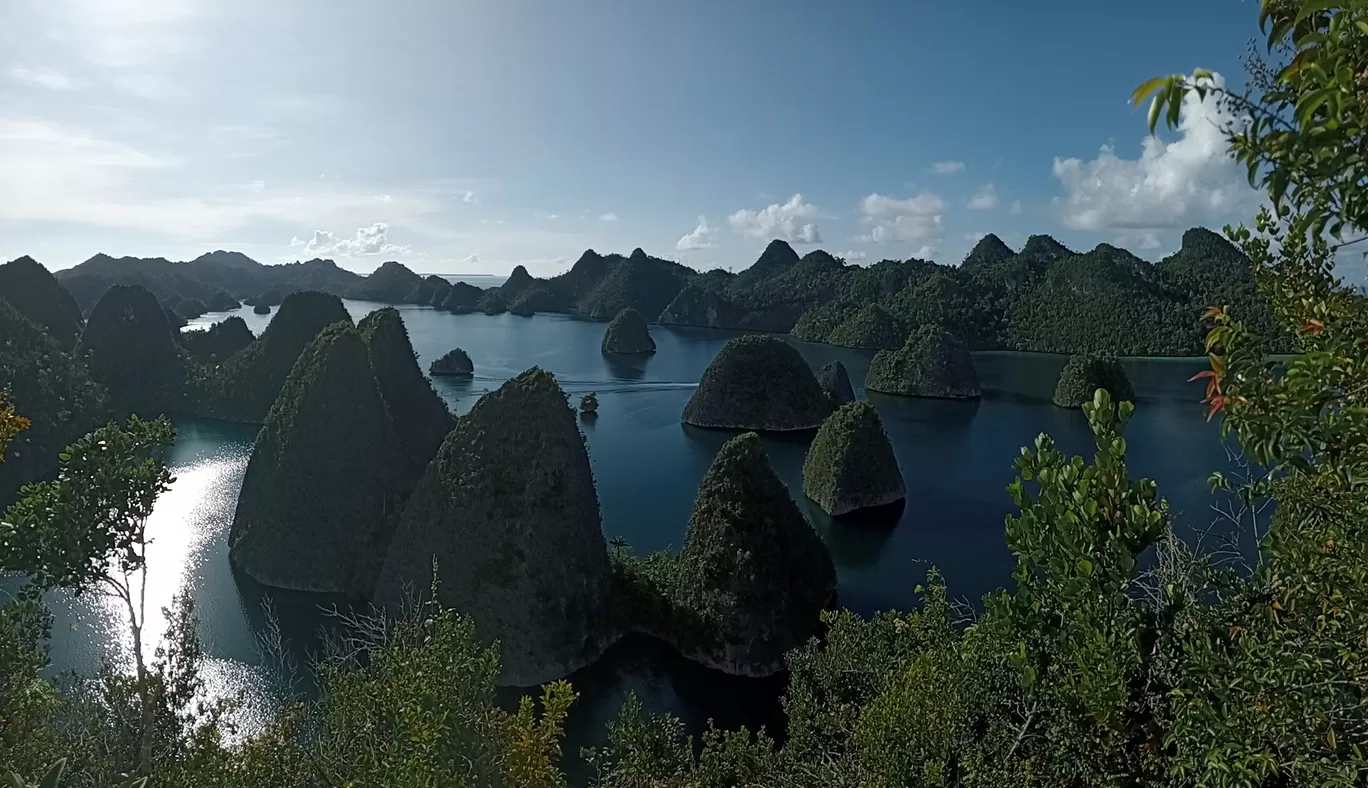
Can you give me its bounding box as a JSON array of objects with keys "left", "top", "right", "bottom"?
[{"left": 0, "top": 0, "right": 1268, "bottom": 275}]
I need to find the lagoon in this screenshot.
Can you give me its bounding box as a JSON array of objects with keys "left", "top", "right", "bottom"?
[{"left": 26, "top": 301, "right": 1234, "bottom": 775}]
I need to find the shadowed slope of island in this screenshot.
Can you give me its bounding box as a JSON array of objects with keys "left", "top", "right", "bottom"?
[
  {"left": 601, "top": 308, "right": 656, "bottom": 354},
  {"left": 230, "top": 322, "right": 411, "bottom": 596},
  {"left": 373, "top": 368, "right": 616, "bottom": 687}
]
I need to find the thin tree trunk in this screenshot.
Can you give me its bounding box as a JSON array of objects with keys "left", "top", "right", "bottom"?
[{"left": 118, "top": 569, "right": 156, "bottom": 776}]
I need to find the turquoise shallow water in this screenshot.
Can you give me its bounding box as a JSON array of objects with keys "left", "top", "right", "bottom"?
[{"left": 17, "top": 302, "right": 1238, "bottom": 776}]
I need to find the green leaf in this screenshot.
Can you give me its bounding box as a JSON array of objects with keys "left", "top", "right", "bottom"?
[
  {"left": 1166, "top": 81, "right": 1184, "bottom": 127},
  {"left": 38, "top": 760, "right": 65, "bottom": 788},
  {"left": 1297, "top": 87, "right": 1334, "bottom": 127},
  {"left": 1131, "top": 75, "right": 1172, "bottom": 107},
  {"left": 1295, "top": 0, "right": 1342, "bottom": 24}
]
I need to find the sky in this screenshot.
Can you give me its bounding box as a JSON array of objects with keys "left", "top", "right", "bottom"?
[{"left": 0, "top": 0, "right": 1278, "bottom": 277}]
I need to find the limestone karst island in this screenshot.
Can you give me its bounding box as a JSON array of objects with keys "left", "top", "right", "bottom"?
[{"left": 2, "top": 1, "right": 1365, "bottom": 785}]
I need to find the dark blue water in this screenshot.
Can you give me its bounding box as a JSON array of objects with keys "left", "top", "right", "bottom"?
[{"left": 26, "top": 302, "right": 1234, "bottom": 775}]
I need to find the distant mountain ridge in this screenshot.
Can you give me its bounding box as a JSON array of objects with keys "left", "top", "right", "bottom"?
[{"left": 34, "top": 226, "right": 1287, "bottom": 356}]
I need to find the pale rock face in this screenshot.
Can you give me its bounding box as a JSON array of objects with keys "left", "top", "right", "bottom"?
[
  {"left": 373, "top": 367, "right": 615, "bottom": 686},
  {"left": 815, "top": 361, "right": 855, "bottom": 405}
]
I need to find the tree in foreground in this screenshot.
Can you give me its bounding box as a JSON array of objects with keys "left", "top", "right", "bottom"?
[{"left": 0, "top": 417, "right": 175, "bottom": 776}]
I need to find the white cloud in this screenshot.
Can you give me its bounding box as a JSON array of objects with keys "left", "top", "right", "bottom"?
[
  {"left": 375, "top": 194, "right": 392, "bottom": 202},
  {"left": 856, "top": 192, "right": 945, "bottom": 252},
  {"left": 10, "top": 66, "right": 84, "bottom": 90},
  {"left": 599, "top": 212, "right": 618, "bottom": 222},
  {"left": 462, "top": 190, "right": 479, "bottom": 203},
  {"left": 677, "top": 215, "right": 718, "bottom": 251},
  {"left": 728, "top": 193, "right": 822, "bottom": 244},
  {"left": 251, "top": 180, "right": 265, "bottom": 192},
  {"left": 964, "top": 231, "right": 988, "bottom": 243},
  {"left": 1009, "top": 199, "right": 1022, "bottom": 215},
  {"left": 0, "top": 118, "right": 451, "bottom": 240},
  {"left": 967, "top": 183, "right": 998, "bottom": 210},
  {"left": 456, "top": 253, "right": 480, "bottom": 265},
  {"left": 290, "top": 222, "right": 410, "bottom": 257},
  {"left": 1113, "top": 231, "right": 1163, "bottom": 251},
  {"left": 838, "top": 249, "right": 867, "bottom": 262},
  {"left": 913, "top": 245, "right": 937, "bottom": 259},
  {"left": 1052, "top": 71, "right": 1261, "bottom": 231},
  {"left": 930, "top": 161, "right": 966, "bottom": 175},
  {"left": 111, "top": 73, "right": 181, "bottom": 99}
]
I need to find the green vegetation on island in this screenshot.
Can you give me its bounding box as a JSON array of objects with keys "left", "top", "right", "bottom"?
[
  {"left": 78, "top": 284, "right": 187, "bottom": 417},
  {"left": 601, "top": 307, "right": 656, "bottom": 354},
  {"left": 0, "top": 301, "right": 109, "bottom": 499},
  {"left": 41, "top": 222, "right": 1288, "bottom": 360},
  {"left": 356, "top": 308, "right": 454, "bottom": 474},
  {"left": 866, "top": 325, "right": 981, "bottom": 399},
  {"left": 229, "top": 321, "right": 409, "bottom": 596},
  {"left": 253, "top": 303, "right": 270, "bottom": 314},
  {"left": 374, "top": 368, "right": 615, "bottom": 686},
  {"left": 616, "top": 432, "right": 836, "bottom": 676},
  {"left": 178, "top": 315, "right": 255, "bottom": 363},
  {"left": 441, "top": 281, "right": 483, "bottom": 312},
  {"left": 403, "top": 274, "right": 449, "bottom": 306},
  {"left": 580, "top": 392, "right": 598, "bottom": 413},
  {"left": 429, "top": 347, "right": 474, "bottom": 377},
  {"left": 577, "top": 250, "right": 692, "bottom": 322},
  {"left": 824, "top": 303, "right": 907, "bottom": 350},
  {"left": 0, "top": 256, "right": 84, "bottom": 348},
  {"left": 814, "top": 360, "right": 855, "bottom": 405},
  {"left": 682, "top": 335, "right": 833, "bottom": 431},
  {"left": 803, "top": 402, "right": 905, "bottom": 516},
  {"left": 478, "top": 289, "right": 507, "bottom": 315},
  {"left": 348, "top": 261, "right": 423, "bottom": 303},
  {"left": 205, "top": 290, "right": 240, "bottom": 311},
  {"left": 1053, "top": 354, "right": 1135, "bottom": 409},
  {"left": 192, "top": 290, "right": 351, "bottom": 423},
  {"left": 245, "top": 288, "right": 283, "bottom": 307},
  {"left": 174, "top": 297, "right": 207, "bottom": 319}
]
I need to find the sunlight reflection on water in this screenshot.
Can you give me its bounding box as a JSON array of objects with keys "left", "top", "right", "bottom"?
[{"left": 48, "top": 441, "right": 282, "bottom": 743}]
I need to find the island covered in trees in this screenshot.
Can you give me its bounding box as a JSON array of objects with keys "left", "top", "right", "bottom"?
[{"left": 45, "top": 225, "right": 1285, "bottom": 358}]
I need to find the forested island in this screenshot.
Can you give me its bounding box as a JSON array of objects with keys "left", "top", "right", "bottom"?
[{"left": 48, "top": 225, "right": 1285, "bottom": 358}]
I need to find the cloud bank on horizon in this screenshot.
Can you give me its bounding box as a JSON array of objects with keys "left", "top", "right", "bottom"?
[{"left": 0, "top": 0, "right": 1323, "bottom": 279}]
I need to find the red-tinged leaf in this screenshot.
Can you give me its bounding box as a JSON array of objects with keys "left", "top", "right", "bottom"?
[
  {"left": 1302, "top": 319, "right": 1326, "bottom": 334},
  {"left": 1202, "top": 305, "right": 1225, "bottom": 319},
  {"left": 1189, "top": 370, "right": 1217, "bottom": 382},
  {"left": 1206, "top": 396, "right": 1227, "bottom": 422}
]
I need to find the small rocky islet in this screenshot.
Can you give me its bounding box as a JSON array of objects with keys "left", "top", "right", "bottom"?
[
  {"left": 429, "top": 347, "right": 474, "bottom": 377},
  {"left": 1053, "top": 354, "right": 1135, "bottom": 408},
  {"left": 601, "top": 307, "right": 656, "bottom": 354},
  {"left": 803, "top": 402, "right": 906, "bottom": 517}
]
